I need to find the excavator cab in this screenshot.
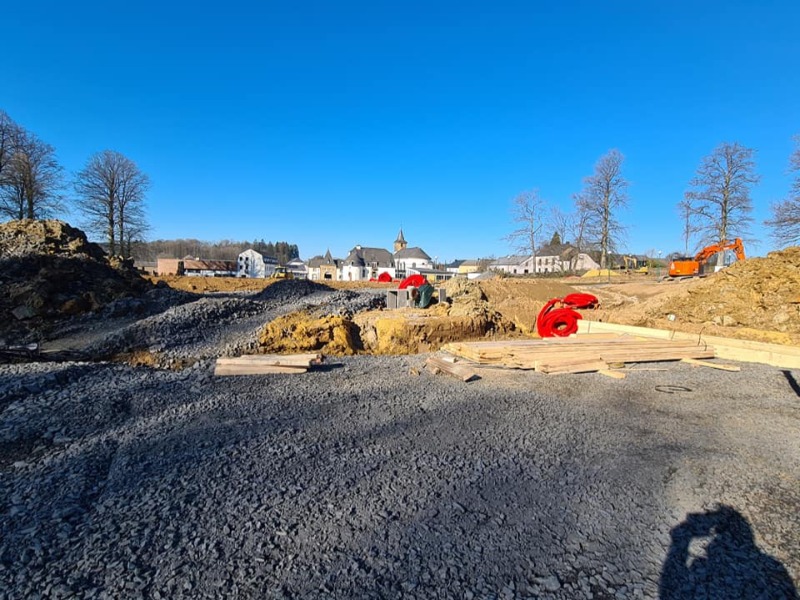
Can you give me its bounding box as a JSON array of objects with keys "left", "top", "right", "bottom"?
[
  {"left": 271, "top": 266, "right": 294, "bottom": 280},
  {"left": 668, "top": 238, "right": 745, "bottom": 278}
]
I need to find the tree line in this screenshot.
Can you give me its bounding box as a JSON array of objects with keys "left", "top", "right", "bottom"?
[
  {"left": 508, "top": 138, "right": 800, "bottom": 268},
  {"left": 129, "top": 239, "right": 300, "bottom": 264},
  {"left": 0, "top": 109, "right": 303, "bottom": 262},
  {"left": 0, "top": 109, "right": 149, "bottom": 256}
]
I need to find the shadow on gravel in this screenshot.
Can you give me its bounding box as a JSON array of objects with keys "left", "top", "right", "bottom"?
[
  {"left": 782, "top": 370, "right": 800, "bottom": 398},
  {"left": 659, "top": 505, "right": 798, "bottom": 599}
]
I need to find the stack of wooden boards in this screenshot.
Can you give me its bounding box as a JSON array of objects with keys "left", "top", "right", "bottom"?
[
  {"left": 442, "top": 333, "right": 716, "bottom": 374},
  {"left": 214, "top": 353, "right": 323, "bottom": 376}
]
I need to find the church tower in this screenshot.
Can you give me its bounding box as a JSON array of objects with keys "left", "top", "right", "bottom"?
[{"left": 394, "top": 228, "right": 407, "bottom": 253}]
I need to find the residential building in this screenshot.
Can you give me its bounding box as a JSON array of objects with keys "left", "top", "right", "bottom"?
[
  {"left": 535, "top": 243, "right": 600, "bottom": 273},
  {"left": 307, "top": 250, "right": 341, "bottom": 281},
  {"left": 394, "top": 246, "right": 433, "bottom": 278},
  {"left": 237, "top": 249, "right": 277, "bottom": 278},
  {"left": 341, "top": 245, "right": 395, "bottom": 281},
  {"left": 491, "top": 255, "right": 536, "bottom": 275},
  {"left": 157, "top": 257, "right": 237, "bottom": 277},
  {"left": 286, "top": 258, "right": 308, "bottom": 279}
]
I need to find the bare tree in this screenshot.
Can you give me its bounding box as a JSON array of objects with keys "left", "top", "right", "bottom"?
[
  {"left": 0, "top": 129, "right": 64, "bottom": 220},
  {"left": 677, "top": 198, "right": 701, "bottom": 256},
  {"left": 548, "top": 207, "right": 571, "bottom": 246},
  {"left": 74, "top": 150, "right": 150, "bottom": 255},
  {"left": 0, "top": 110, "right": 22, "bottom": 184},
  {"left": 765, "top": 135, "right": 800, "bottom": 246},
  {"left": 574, "top": 149, "right": 628, "bottom": 269},
  {"left": 685, "top": 142, "right": 759, "bottom": 265},
  {"left": 505, "top": 189, "right": 547, "bottom": 272}
]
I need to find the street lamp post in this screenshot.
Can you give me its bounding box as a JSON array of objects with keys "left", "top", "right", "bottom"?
[{"left": 657, "top": 250, "right": 662, "bottom": 279}]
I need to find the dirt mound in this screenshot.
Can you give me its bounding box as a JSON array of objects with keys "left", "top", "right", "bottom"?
[
  {"left": 477, "top": 278, "right": 580, "bottom": 334},
  {"left": 661, "top": 248, "right": 800, "bottom": 329},
  {"left": 0, "top": 219, "right": 106, "bottom": 260},
  {"left": 0, "top": 220, "right": 153, "bottom": 341},
  {"left": 258, "top": 311, "right": 361, "bottom": 355},
  {"left": 258, "top": 279, "right": 525, "bottom": 356},
  {"left": 587, "top": 249, "right": 800, "bottom": 345}
]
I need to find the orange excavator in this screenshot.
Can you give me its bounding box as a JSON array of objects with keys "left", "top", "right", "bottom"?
[{"left": 668, "top": 238, "right": 746, "bottom": 278}]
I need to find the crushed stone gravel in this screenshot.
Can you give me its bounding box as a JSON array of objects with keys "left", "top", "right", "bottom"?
[{"left": 0, "top": 281, "right": 798, "bottom": 599}]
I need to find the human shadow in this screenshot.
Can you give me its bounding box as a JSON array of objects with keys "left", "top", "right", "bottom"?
[
  {"left": 782, "top": 370, "right": 800, "bottom": 397},
  {"left": 659, "top": 505, "right": 798, "bottom": 599}
]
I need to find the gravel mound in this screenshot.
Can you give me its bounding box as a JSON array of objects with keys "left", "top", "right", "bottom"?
[{"left": 78, "top": 286, "right": 385, "bottom": 367}]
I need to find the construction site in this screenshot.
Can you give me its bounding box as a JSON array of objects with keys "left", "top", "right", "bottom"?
[{"left": 1, "top": 220, "right": 799, "bottom": 599}]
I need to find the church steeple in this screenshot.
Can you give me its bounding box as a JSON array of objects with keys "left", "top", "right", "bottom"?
[{"left": 394, "top": 227, "right": 407, "bottom": 253}]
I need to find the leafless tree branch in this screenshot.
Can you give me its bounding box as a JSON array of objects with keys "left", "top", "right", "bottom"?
[
  {"left": 74, "top": 150, "right": 150, "bottom": 256},
  {"left": 685, "top": 142, "right": 759, "bottom": 259},
  {"left": 765, "top": 135, "right": 800, "bottom": 246},
  {"left": 574, "top": 149, "right": 628, "bottom": 268}
]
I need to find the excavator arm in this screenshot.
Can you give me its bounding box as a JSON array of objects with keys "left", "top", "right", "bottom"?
[{"left": 668, "top": 238, "right": 745, "bottom": 278}]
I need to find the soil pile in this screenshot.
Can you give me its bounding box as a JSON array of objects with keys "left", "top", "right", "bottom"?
[
  {"left": 258, "top": 280, "right": 527, "bottom": 355},
  {"left": 0, "top": 219, "right": 153, "bottom": 341},
  {"left": 589, "top": 248, "right": 800, "bottom": 345},
  {"left": 661, "top": 248, "right": 800, "bottom": 333}
]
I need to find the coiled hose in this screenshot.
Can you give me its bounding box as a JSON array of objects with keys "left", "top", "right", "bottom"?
[{"left": 536, "top": 293, "right": 599, "bottom": 337}]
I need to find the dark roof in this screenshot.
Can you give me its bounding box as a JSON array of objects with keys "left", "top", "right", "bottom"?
[
  {"left": 307, "top": 253, "right": 341, "bottom": 268},
  {"left": 491, "top": 255, "right": 531, "bottom": 266},
  {"left": 394, "top": 246, "right": 431, "bottom": 260},
  {"left": 183, "top": 259, "right": 236, "bottom": 271},
  {"left": 343, "top": 246, "right": 394, "bottom": 267},
  {"left": 537, "top": 243, "right": 578, "bottom": 259},
  {"left": 395, "top": 228, "right": 406, "bottom": 244}
]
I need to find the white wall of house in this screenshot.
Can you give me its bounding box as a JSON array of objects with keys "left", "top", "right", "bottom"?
[
  {"left": 341, "top": 264, "right": 368, "bottom": 281},
  {"left": 534, "top": 252, "right": 600, "bottom": 273},
  {"left": 492, "top": 256, "right": 535, "bottom": 274},
  {"left": 237, "top": 249, "right": 277, "bottom": 278},
  {"left": 395, "top": 256, "right": 432, "bottom": 273}
]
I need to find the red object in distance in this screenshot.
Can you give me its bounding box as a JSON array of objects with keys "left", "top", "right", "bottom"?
[{"left": 398, "top": 274, "right": 427, "bottom": 289}]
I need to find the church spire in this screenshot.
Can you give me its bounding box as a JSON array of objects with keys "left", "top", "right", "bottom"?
[{"left": 394, "top": 227, "right": 407, "bottom": 253}]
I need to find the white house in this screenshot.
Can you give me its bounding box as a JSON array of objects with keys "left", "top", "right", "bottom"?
[
  {"left": 394, "top": 246, "right": 433, "bottom": 277},
  {"left": 534, "top": 243, "right": 600, "bottom": 273},
  {"left": 341, "top": 245, "right": 395, "bottom": 281},
  {"left": 286, "top": 258, "right": 308, "bottom": 279},
  {"left": 237, "top": 249, "right": 277, "bottom": 278},
  {"left": 490, "top": 255, "right": 536, "bottom": 275}
]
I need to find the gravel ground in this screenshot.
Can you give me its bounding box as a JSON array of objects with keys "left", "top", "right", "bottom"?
[{"left": 1, "top": 281, "right": 798, "bottom": 599}]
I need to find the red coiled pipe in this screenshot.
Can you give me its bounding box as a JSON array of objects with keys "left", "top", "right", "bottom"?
[{"left": 536, "top": 293, "right": 599, "bottom": 337}]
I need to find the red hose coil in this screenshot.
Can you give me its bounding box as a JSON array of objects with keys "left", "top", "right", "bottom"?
[
  {"left": 398, "top": 274, "right": 427, "bottom": 289},
  {"left": 536, "top": 294, "right": 599, "bottom": 337}
]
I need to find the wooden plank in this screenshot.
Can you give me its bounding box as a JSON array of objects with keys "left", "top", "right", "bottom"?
[
  {"left": 577, "top": 320, "right": 800, "bottom": 369},
  {"left": 425, "top": 356, "right": 479, "bottom": 382},
  {"left": 536, "top": 358, "right": 608, "bottom": 374},
  {"left": 680, "top": 358, "right": 741, "bottom": 372},
  {"left": 216, "top": 353, "right": 322, "bottom": 367},
  {"left": 598, "top": 369, "right": 627, "bottom": 379},
  {"left": 214, "top": 364, "right": 308, "bottom": 376},
  {"left": 442, "top": 336, "right": 714, "bottom": 370}
]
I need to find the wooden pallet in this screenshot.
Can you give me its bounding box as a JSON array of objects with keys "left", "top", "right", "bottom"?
[{"left": 442, "top": 333, "right": 714, "bottom": 372}]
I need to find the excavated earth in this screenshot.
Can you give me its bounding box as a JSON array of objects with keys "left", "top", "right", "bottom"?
[{"left": 0, "top": 222, "right": 798, "bottom": 599}]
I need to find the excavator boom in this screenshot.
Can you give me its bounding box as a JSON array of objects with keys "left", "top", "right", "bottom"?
[{"left": 667, "top": 238, "right": 745, "bottom": 278}]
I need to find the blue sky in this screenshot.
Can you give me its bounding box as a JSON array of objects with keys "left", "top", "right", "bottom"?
[{"left": 3, "top": 1, "right": 799, "bottom": 261}]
